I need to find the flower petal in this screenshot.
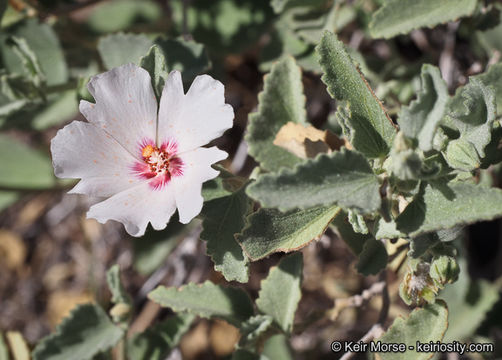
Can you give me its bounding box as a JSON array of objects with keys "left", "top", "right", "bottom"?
[
  {"left": 51, "top": 120, "right": 141, "bottom": 197},
  {"left": 80, "top": 63, "right": 158, "bottom": 157},
  {"left": 87, "top": 182, "right": 176, "bottom": 237},
  {"left": 172, "top": 147, "right": 228, "bottom": 223},
  {"left": 158, "top": 72, "right": 234, "bottom": 153}
]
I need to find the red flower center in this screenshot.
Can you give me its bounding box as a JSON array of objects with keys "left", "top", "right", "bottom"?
[{"left": 133, "top": 140, "right": 183, "bottom": 189}]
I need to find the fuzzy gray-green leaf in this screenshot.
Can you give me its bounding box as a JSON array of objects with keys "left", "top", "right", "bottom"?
[
  {"left": 317, "top": 32, "right": 395, "bottom": 158},
  {"left": 148, "top": 281, "right": 254, "bottom": 327},
  {"left": 399, "top": 65, "right": 448, "bottom": 151},
  {"left": 128, "top": 314, "right": 195, "bottom": 360},
  {"left": 256, "top": 253, "right": 303, "bottom": 334},
  {"left": 0, "top": 134, "right": 56, "bottom": 189},
  {"left": 98, "top": 32, "right": 153, "bottom": 70},
  {"left": 369, "top": 0, "right": 477, "bottom": 39},
  {"left": 32, "top": 304, "right": 124, "bottom": 360},
  {"left": 106, "top": 265, "right": 131, "bottom": 305},
  {"left": 396, "top": 182, "right": 502, "bottom": 237},
  {"left": 201, "top": 185, "right": 252, "bottom": 283},
  {"left": 237, "top": 206, "right": 340, "bottom": 260},
  {"left": 245, "top": 56, "right": 307, "bottom": 171},
  {"left": 376, "top": 300, "right": 448, "bottom": 360},
  {"left": 246, "top": 149, "right": 381, "bottom": 213},
  {"left": 443, "top": 78, "right": 497, "bottom": 171}
]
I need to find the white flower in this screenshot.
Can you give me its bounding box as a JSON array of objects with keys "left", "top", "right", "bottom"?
[{"left": 51, "top": 63, "right": 233, "bottom": 236}]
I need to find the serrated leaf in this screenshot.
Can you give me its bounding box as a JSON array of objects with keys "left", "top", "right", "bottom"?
[
  {"left": 396, "top": 182, "right": 502, "bottom": 237},
  {"left": 356, "top": 239, "right": 388, "bottom": 276},
  {"left": 474, "top": 62, "right": 502, "bottom": 114},
  {"left": 376, "top": 300, "right": 448, "bottom": 360},
  {"left": 238, "top": 315, "right": 274, "bottom": 351},
  {"left": 128, "top": 314, "right": 195, "bottom": 360},
  {"left": 369, "top": 0, "right": 477, "bottom": 39},
  {"left": 148, "top": 281, "right": 254, "bottom": 327},
  {"left": 0, "top": 134, "right": 56, "bottom": 189},
  {"left": 247, "top": 149, "right": 381, "bottom": 213},
  {"left": 246, "top": 56, "right": 307, "bottom": 171},
  {"left": 317, "top": 32, "right": 395, "bottom": 158},
  {"left": 32, "top": 304, "right": 124, "bottom": 360},
  {"left": 256, "top": 253, "right": 303, "bottom": 334},
  {"left": 98, "top": 33, "right": 153, "bottom": 70},
  {"left": 398, "top": 65, "right": 448, "bottom": 151},
  {"left": 237, "top": 206, "right": 340, "bottom": 261},
  {"left": 1, "top": 19, "right": 68, "bottom": 86},
  {"left": 443, "top": 78, "right": 497, "bottom": 171},
  {"left": 441, "top": 260, "right": 499, "bottom": 341},
  {"left": 201, "top": 184, "right": 251, "bottom": 283},
  {"left": 106, "top": 265, "right": 131, "bottom": 306}
]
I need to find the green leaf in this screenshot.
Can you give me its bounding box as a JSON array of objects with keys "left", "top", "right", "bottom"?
[
  {"left": 106, "top": 265, "right": 131, "bottom": 306},
  {"left": 376, "top": 300, "right": 449, "bottom": 360},
  {"left": 317, "top": 32, "right": 395, "bottom": 158},
  {"left": 356, "top": 239, "right": 388, "bottom": 276},
  {"left": 32, "top": 90, "right": 78, "bottom": 130},
  {"left": 98, "top": 33, "right": 153, "bottom": 70},
  {"left": 0, "top": 190, "right": 19, "bottom": 212},
  {"left": 0, "top": 134, "right": 56, "bottom": 189},
  {"left": 201, "top": 184, "right": 252, "bottom": 283},
  {"left": 0, "top": 0, "right": 6, "bottom": 24},
  {"left": 270, "top": 0, "right": 326, "bottom": 13},
  {"left": 369, "top": 0, "right": 477, "bottom": 39},
  {"left": 256, "top": 253, "right": 303, "bottom": 334},
  {"left": 396, "top": 182, "right": 502, "bottom": 237},
  {"left": 5, "top": 36, "right": 45, "bottom": 88},
  {"left": 332, "top": 211, "right": 373, "bottom": 255},
  {"left": 262, "top": 334, "right": 293, "bottom": 360},
  {"left": 155, "top": 38, "right": 211, "bottom": 82},
  {"left": 132, "top": 219, "right": 187, "bottom": 275},
  {"left": 1, "top": 19, "right": 68, "bottom": 85},
  {"left": 232, "top": 349, "right": 269, "bottom": 360},
  {"left": 245, "top": 56, "right": 307, "bottom": 171},
  {"left": 0, "top": 332, "right": 8, "bottom": 360},
  {"left": 32, "top": 304, "right": 124, "bottom": 360},
  {"left": 88, "top": 0, "right": 162, "bottom": 33},
  {"left": 128, "top": 314, "right": 195, "bottom": 360},
  {"left": 398, "top": 65, "right": 448, "bottom": 151},
  {"left": 443, "top": 78, "right": 497, "bottom": 171},
  {"left": 474, "top": 62, "right": 502, "bottom": 114},
  {"left": 441, "top": 260, "right": 499, "bottom": 341},
  {"left": 148, "top": 281, "right": 254, "bottom": 327},
  {"left": 247, "top": 149, "right": 381, "bottom": 213},
  {"left": 236, "top": 206, "right": 340, "bottom": 260},
  {"left": 140, "top": 45, "right": 169, "bottom": 99},
  {"left": 238, "top": 315, "right": 274, "bottom": 351}
]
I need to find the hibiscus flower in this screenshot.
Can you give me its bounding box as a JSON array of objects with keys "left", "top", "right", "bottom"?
[{"left": 51, "top": 63, "right": 233, "bottom": 236}]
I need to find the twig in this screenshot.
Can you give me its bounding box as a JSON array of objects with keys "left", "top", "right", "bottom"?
[
  {"left": 329, "top": 280, "right": 385, "bottom": 320},
  {"left": 339, "top": 324, "right": 385, "bottom": 360},
  {"left": 339, "top": 271, "right": 389, "bottom": 360}
]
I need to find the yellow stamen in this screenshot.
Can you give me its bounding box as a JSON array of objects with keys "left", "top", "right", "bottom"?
[{"left": 142, "top": 145, "right": 154, "bottom": 158}]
